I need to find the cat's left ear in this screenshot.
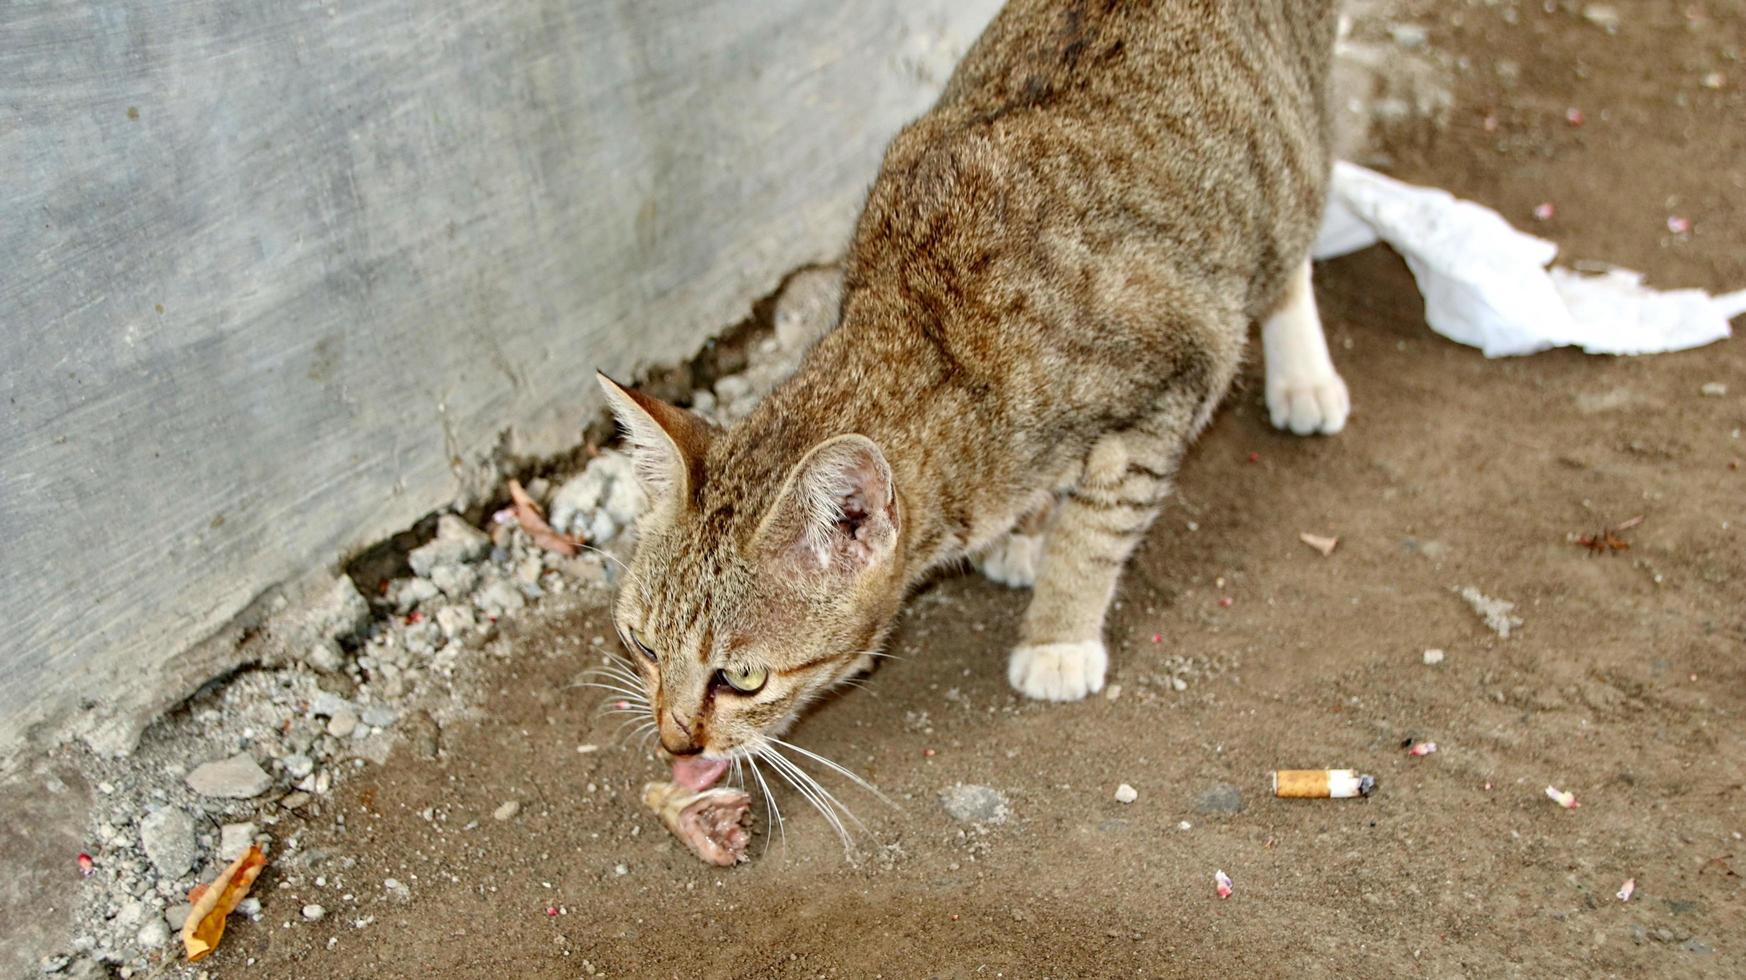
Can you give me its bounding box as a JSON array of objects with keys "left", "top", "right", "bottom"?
[
  {"left": 596, "top": 372, "right": 713, "bottom": 507},
  {"left": 754, "top": 434, "right": 899, "bottom": 576}
]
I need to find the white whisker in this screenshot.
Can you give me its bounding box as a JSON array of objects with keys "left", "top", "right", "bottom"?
[
  {"left": 757, "top": 746, "right": 847, "bottom": 846},
  {"left": 744, "top": 752, "right": 786, "bottom": 857},
  {"left": 758, "top": 743, "right": 861, "bottom": 847},
  {"left": 569, "top": 680, "right": 648, "bottom": 700},
  {"left": 767, "top": 736, "right": 896, "bottom": 809}
]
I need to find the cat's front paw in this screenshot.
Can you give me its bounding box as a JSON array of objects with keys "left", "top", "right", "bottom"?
[
  {"left": 1007, "top": 641, "right": 1106, "bottom": 701},
  {"left": 974, "top": 531, "right": 1044, "bottom": 588},
  {"left": 1266, "top": 371, "right": 1350, "bottom": 436}
]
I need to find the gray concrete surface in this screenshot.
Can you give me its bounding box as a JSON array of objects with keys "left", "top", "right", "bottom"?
[{"left": 0, "top": 0, "right": 1002, "bottom": 769}]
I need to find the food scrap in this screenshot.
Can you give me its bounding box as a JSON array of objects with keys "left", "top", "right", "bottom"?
[
  {"left": 1272, "top": 769, "right": 1375, "bottom": 799},
  {"left": 1299, "top": 532, "right": 1339, "bottom": 556},
  {"left": 1406, "top": 741, "right": 1438, "bottom": 757},
  {"left": 182, "top": 844, "right": 268, "bottom": 961},
  {"left": 1545, "top": 785, "right": 1580, "bottom": 809},
  {"left": 1214, "top": 869, "right": 1234, "bottom": 899},
  {"left": 505, "top": 479, "right": 583, "bottom": 556},
  {"left": 642, "top": 781, "right": 752, "bottom": 867},
  {"left": 1617, "top": 878, "right": 1636, "bottom": 902}
]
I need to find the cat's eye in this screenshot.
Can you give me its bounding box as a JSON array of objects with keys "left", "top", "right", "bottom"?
[
  {"left": 629, "top": 628, "right": 658, "bottom": 664},
  {"left": 720, "top": 665, "right": 767, "bottom": 694}
]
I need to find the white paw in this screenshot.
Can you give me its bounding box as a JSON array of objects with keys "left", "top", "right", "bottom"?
[
  {"left": 1266, "top": 371, "right": 1350, "bottom": 436},
  {"left": 1007, "top": 641, "right": 1107, "bottom": 702},
  {"left": 973, "top": 532, "right": 1043, "bottom": 588}
]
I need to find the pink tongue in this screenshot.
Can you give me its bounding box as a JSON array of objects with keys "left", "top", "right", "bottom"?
[{"left": 672, "top": 756, "right": 729, "bottom": 792}]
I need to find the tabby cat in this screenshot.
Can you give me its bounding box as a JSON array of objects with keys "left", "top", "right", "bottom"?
[{"left": 597, "top": 0, "right": 1349, "bottom": 797}]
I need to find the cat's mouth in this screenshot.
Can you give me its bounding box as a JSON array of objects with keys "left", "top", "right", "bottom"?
[{"left": 672, "top": 755, "right": 729, "bottom": 792}]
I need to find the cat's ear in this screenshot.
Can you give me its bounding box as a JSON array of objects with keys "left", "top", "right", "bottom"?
[
  {"left": 596, "top": 372, "right": 712, "bottom": 505},
  {"left": 755, "top": 434, "right": 899, "bottom": 576}
]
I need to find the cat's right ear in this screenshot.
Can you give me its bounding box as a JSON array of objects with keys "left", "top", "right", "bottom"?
[{"left": 596, "top": 372, "right": 713, "bottom": 506}]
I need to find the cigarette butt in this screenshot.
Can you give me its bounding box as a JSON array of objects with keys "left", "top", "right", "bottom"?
[{"left": 1271, "top": 769, "right": 1376, "bottom": 799}]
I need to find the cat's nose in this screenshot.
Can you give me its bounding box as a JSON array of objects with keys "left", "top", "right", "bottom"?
[{"left": 659, "top": 707, "right": 702, "bottom": 756}]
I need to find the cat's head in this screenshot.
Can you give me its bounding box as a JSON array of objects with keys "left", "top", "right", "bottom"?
[{"left": 596, "top": 373, "right": 905, "bottom": 779}]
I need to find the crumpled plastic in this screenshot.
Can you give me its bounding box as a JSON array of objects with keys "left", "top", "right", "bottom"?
[{"left": 1313, "top": 161, "right": 1745, "bottom": 357}]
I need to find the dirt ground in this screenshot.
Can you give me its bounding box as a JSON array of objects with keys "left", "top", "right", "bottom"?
[{"left": 201, "top": 4, "right": 1742, "bottom": 978}]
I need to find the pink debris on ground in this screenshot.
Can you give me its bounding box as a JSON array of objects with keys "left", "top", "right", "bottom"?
[
  {"left": 1545, "top": 785, "right": 1580, "bottom": 809},
  {"left": 1617, "top": 878, "right": 1636, "bottom": 902},
  {"left": 78, "top": 852, "right": 94, "bottom": 877},
  {"left": 1215, "top": 869, "right": 1234, "bottom": 899},
  {"left": 1217, "top": 597, "right": 1234, "bottom": 608},
  {"left": 1533, "top": 202, "right": 1556, "bottom": 221},
  {"left": 1565, "top": 107, "right": 1585, "bottom": 126},
  {"left": 1667, "top": 215, "right": 1692, "bottom": 234},
  {"left": 1407, "top": 741, "right": 1438, "bottom": 757}
]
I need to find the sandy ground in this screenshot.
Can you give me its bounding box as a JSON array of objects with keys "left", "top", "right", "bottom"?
[{"left": 199, "top": 4, "right": 1743, "bottom": 977}]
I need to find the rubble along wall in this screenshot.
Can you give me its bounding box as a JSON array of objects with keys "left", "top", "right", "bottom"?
[{"left": 0, "top": 0, "right": 1002, "bottom": 767}]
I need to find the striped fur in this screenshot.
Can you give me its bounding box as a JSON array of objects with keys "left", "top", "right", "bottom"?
[{"left": 604, "top": 0, "right": 1340, "bottom": 755}]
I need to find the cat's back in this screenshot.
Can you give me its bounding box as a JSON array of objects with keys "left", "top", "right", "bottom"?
[
  {"left": 938, "top": 0, "right": 1337, "bottom": 124},
  {"left": 854, "top": 0, "right": 1337, "bottom": 323}
]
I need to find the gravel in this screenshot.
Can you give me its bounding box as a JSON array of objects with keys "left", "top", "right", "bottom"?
[
  {"left": 303, "top": 639, "right": 346, "bottom": 673},
  {"left": 302, "top": 904, "right": 327, "bottom": 923},
  {"left": 326, "top": 709, "right": 359, "bottom": 739},
  {"left": 138, "top": 807, "right": 197, "bottom": 878},
  {"left": 1457, "top": 585, "right": 1523, "bottom": 638},
  {"left": 1423, "top": 648, "right": 1446, "bottom": 665},
  {"left": 408, "top": 514, "right": 491, "bottom": 577},
  {"left": 218, "top": 822, "right": 257, "bottom": 861},
  {"left": 939, "top": 784, "right": 1011, "bottom": 824},
  {"left": 185, "top": 753, "right": 273, "bottom": 799},
  {"left": 134, "top": 920, "right": 170, "bottom": 950},
  {"left": 1114, "top": 783, "right": 1138, "bottom": 804},
  {"left": 1194, "top": 783, "right": 1245, "bottom": 815}
]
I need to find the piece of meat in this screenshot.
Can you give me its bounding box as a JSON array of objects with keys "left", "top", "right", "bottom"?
[{"left": 642, "top": 781, "right": 752, "bottom": 866}]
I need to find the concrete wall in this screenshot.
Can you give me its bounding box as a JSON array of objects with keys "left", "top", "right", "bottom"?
[{"left": 0, "top": 0, "right": 1002, "bottom": 765}]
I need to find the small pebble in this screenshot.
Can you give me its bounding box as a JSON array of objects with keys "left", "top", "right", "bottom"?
[
  {"left": 1114, "top": 783, "right": 1138, "bottom": 804},
  {"left": 326, "top": 710, "right": 359, "bottom": 739},
  {"left": 1423, "top": 648, "right": 1446, "bottom": 665},
  {"left": 302, "top": 904, "right": 326, "bottom": 922},
  {"left": 493, "top": 800, "right": 521, "bottom": 821},
  {"left": 185, "top": 753, "right": 273, "bottom": 799},
  {"left": 1700, "top": 382, "right": 1726, "bottom": 397}
]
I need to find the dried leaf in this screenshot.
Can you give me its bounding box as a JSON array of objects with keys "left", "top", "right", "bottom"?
[
  {"left": 182, "top": 844, "right": 268, "bottom": 961},
  {"left": 1298, "top": 532, "right": 1338, "bottom": 556},
  {"left": 507, "top": 479, "right": 583, "bottom": 556}
]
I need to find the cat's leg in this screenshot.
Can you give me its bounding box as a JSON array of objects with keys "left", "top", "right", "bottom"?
[
  {"left": 1007, "top": 398, "right": 1197, "bottom": 701},
  {"left": 972, "top": 492, "right": 1055, "bottom": 588},
  {"left": 1263, "top": 259, "right": 1349, "bottom": 436}
]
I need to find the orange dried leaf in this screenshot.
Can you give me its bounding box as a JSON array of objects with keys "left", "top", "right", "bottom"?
[
  {"left": 182, "top": 844, "right": 267, "bottom": 961},
  {"left": 507, "top": 479, "right": 583, "bottom": 556}
]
